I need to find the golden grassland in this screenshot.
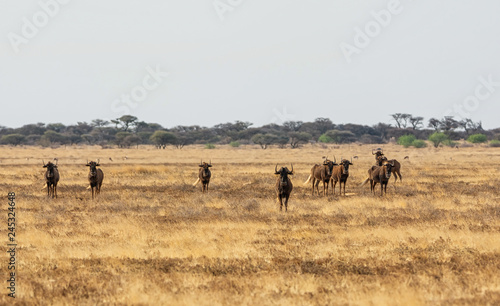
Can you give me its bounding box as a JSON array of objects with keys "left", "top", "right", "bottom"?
[{"left": 1, "top": 144, "right": 499, "bottom": 305}]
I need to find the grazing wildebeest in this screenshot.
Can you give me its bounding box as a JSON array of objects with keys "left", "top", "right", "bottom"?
[
  {"left": 361, "top": 161, "right": 395, "bottom": 196},
  {"left": 86, "top": 160, "right": 104, "bottom": 200},
  {"left": 331, "top": 157, "right": 353, "bottom": 196},
  {"left": 43, "top": 160, "right": 59, "bottom": 198},
  {"left": 304, "top": 157, "right": 337, "bottom": 196},
  {"left": 275, "top": 164, "right": 293, "bottom": 212},
  {"left": 193, "top": 160, "right": 212, "bottom": 192}
]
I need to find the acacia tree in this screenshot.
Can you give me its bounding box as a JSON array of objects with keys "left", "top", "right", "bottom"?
[
  {"left": 428, "top": 118, "right": 441, "bottom": 131},
  {"left": 409, "top": 116, "right": 424, "bottom": 130},
  {"left": 251, "top": 134, "right": 278, "bottom": 149},
  {"left": 112, "top": 115, "right": 138, "bottom": 132},
  {"left": 289, "top": 132, "right": 311, "bottom": 148},
  {"left": 150, "top": 131, "right": 177, "bottom": 149}
]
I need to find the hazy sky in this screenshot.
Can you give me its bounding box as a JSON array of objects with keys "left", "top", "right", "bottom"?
[{"left": 1, "top": 0, "right": 499, "bottom": 129}]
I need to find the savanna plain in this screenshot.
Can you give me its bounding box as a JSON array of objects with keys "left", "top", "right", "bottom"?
[{"left": 1, "top": 144, "right": 499, "bottom": 305}]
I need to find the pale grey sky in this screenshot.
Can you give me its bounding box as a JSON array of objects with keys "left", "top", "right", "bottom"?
[{"left": 1, "top": 0, "right": 499, "bottom": 129}]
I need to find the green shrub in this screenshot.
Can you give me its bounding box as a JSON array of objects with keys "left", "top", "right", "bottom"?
[
  {"left": 467, "top": 133, "right": 487, "bottom": 143},
  {"left": 318, "top": 134, "right": 334, "bottom": 143},
  {"left": 205, "top": 143, "right": 216, "bottom": 149},
  {"left": 428, "top": 132, "right": 448, "bottom": 148},
  {"left": 411, "top": 139, "right": 427, "bottom": 148},
  {"left": 397, "top": 135, "right": 416, "bottom": 148},
  {"left": 229, "top": 141, "right": 240, "bottom": 147},
  {"left": 489, "top": 140, "right": 500, "bottom": 147}
]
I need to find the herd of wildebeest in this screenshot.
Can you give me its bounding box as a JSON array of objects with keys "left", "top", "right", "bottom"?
[{"left": 41, "top": 148, "right": 402, "bottom": 211}]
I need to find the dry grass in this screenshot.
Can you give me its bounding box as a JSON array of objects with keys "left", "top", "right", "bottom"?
[{"left": 1, "top": 144, "right": 500, "bottom": 305}]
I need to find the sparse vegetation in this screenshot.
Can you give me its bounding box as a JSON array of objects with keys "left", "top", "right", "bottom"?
[
  {"left": 205, "top": 143, "right": 216, "bottom": 149},
  {"left": 489, "top": 140, "right": 500, "bottom": 147},
  {"left": 2, "top": 144, "right": 500, "bottom": 304}
]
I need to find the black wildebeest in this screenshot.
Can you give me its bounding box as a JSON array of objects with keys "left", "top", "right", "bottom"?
[
  {"left": 86, "top": 160, "right": 104, "bottom": 199},
  {"left": 193, "top": 160, "right": 212, "bottom": 192},
  {"left": 361, "top": 161, "right": 395, "bottom": 196},
  {"left": 331, "top": 157, "right": 353, "bottom": 196},
  {"left": 304, "top": 157, "right": 337, "bottom": 196},
  {"left": 43, "top": 160, "right": 59, "bottom": 198},
  {"left": 373, "top": 148, "right": 402, "bottom": 182},
  {"left": 275, "top": 164, "right": 293, "bottom": 212}
]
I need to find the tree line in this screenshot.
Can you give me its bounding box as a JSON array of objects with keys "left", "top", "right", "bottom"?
[{"left": 0, "top": 114, "right": 498, "bottom": 149}]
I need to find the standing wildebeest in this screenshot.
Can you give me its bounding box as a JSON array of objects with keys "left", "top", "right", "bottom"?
[
  {"left": 361, "top": 161, "right": 395, "bottom": 196},
  {"left": 304, "top": 157, "right": 337, "bottom": 196},
  {"left": 373, "top": 149, "right": 402, "bottom": 182},
  {"left": 43, "top": 160, "right": 59, "bottom": 198},
  {"left": 193, "top": 160, "right": 212, "bottom": 192},
  {"left": 86, "top": 160, "right": 104, "bottom": 200},
  {"left": 331, "top": 157, "right": 353, "bottom": 196},
  {"left": 275, "top": 164, "right": 293, "bottom": 212}
]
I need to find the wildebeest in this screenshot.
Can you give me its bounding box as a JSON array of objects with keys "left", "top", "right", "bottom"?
[
  {"left": 374, "top": 149, "right": 402, "bottom": 182},
  {"left": 43, "top": 160, "right": 59, "bottom": 198},
  {"left": 193, "top": 160, "right": 212, "bottom": 192},
  {"left": 275, "top": 164, "right": 293, "bottom": 211},
  {"left": 86, "top": 160, "right": 104, "bottom": 200},
  {"left": 361, "top": 161, "right": 395, "bottom": 196},
  {"left": 303, "top": 157, "right": 337, "bottom": 196},
  {"left": 331, "top": 157, "right": 353, "bottom": 196}
]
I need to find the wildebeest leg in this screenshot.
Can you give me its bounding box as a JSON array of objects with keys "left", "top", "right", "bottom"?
[
  {"left": 314, "top": 180, "right": 320, "bottom": 196},
  {"left": 323, "top": 181, "right": 327, "bottom": 197},
  {"left": 54, "top": 184, "right": 57, "bottom": 199},
  {"left": 47, "top": 183, "right": 50, "bottom": 197},
  {"left": 284, "top": 194, "right": 289, "bottom": 212},
  {"left": 342, "top": 181, "right": 346, "bottom": 196},
  {"left": 206, "top": 182, "right": 209, "bottom": 193},
  {"left": 381, "top": 183, "right": 384, "bottom": 196},
  {"left": 278, "top": 196, "right": 283, "bottom": 211},
  {"left": 332, "top": 180, "right": 336, "bottom": 195}
]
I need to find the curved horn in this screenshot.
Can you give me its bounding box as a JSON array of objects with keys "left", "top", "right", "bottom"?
[
  {"left": 351, "top": 156, "right": 353, "bottom": 163},
  {"left": 290, "top": 164, "right": 293, "bottom": 173},
  {"left": 333, "top": 156, "right": 336, "bottom": 163},
  {"left": 275, "top": 164, "right": 278, "bottom": 174},
  {"left": 97, "top": 159, "right": 100, "bottom": 164},
  {"left": 42, "top": 160, "right": 45, "bottom": 166},
  {"left": 372, "top": 149, "right": 375, "bottom": 155}
]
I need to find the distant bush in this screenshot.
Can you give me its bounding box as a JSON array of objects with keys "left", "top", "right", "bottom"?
[
  {"left": 229, "top": 141, "right": 240, "bottom": 147},
  {"left": 205, "top": 143, "right": 216, "bottom": 149},
  {"left": 489, "top": 140, "right": 500, "bottom": 147},
  {"left": 428, "top": 132, "right": 448, "bottom": 148},
  {"left": 397, "top": 135, "right": 416, "bottom": 148},
  {"left": 442, "top": 139, "right": 458, "bottom": 147},
  {"left": 411, "top": 139, "right": 427, "bottom": 148},
  {"left": 318, "top": 134, "right": 334, "bottom": 143},
  {"left": 467, "top": 133, "right": 487, "bottom": 143}
]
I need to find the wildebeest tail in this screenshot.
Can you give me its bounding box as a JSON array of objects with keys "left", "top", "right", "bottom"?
[
  {"left": 360, "top": 178, "right": 370, "bottom": 187},
  {"left": 303, "top": 175, "right": 312, "bottom": 185},
  {"left": 192, "top": 178, "right": 200, "bottom": 186}
]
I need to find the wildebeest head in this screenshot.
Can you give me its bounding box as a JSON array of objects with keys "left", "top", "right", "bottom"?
[
  {"left": 275, "top": 164, "right": 293, "bottom": 185},
  {"left": 199, "top": 160, "right": 212, "bottom": 176},
  {"left": 86, "top": 160, "right": 100, "bottom": 176},
  {"left": 372, "top": 148, "right": 384, "bottom": 158},
  {"left": 43, "top": 160, "right": 58, "bottom": 178},
  {"left": 382, "top": 161, "right": 394, "bottom": 179},
  {"left": 322, "top": 156, "right": 337, "bottom": 176},
  {"left": 339, "top": 157, "right": 353, "bottom": 174}
]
